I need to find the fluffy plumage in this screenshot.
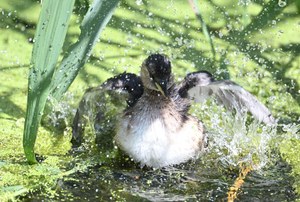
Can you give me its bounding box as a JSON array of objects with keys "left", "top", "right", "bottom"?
[{"left": 72, "top": 54, "right": 275, "bottom": 168}]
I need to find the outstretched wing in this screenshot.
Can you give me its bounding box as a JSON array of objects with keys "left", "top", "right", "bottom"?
[
  {"left": 178, "top": 71, "right": 275, "bottom": 125},
  {"left": 72, "top": 72, "right": 144, "bottom": 147}
]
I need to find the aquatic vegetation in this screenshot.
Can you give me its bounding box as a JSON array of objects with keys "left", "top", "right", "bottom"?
[
  {"left": 0, "top": 0, "right": 299, "bottom": 201},
  {"left": 280, "top": 124, "right": 300, "bottom": 193},
  {"left": 23, "top": 0, "right": 75, "bottom": 164},
  {"left": 23, "top": 0, "right": 119, "bottom": 164}
]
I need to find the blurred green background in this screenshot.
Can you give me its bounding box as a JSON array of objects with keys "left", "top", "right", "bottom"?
[{"left": 0, "top": 0, "right": 299, "bottom": 200}]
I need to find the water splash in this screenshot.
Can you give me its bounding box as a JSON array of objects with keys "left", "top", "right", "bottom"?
[
  {"left": 191, "top": 101, "right": 277, "bottom": 170},
  {"left": 43, "top": 92, "right": 76, "bottom": 131},
  {"left": 35, "top": 90, "right": 299, "bottom": 201}
]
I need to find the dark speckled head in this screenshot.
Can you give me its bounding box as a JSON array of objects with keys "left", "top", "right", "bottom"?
[
  {"left": 186, "top": 70, "right": 214, "bottom": 86},
  {"left": 141, "top": 54, "right": 172, "bottom": 96},
  {"left": 144, "top": 54, "right": 172, "bottom": 80}
]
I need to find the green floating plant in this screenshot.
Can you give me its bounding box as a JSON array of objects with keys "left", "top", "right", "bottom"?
[{"left": 23, "top": 0, "right": 120, "bottom": 164}]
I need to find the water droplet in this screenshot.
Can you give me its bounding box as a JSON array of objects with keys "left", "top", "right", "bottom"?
[
  {"left": 127, "top": 37, "right": 133, "bottom": 44},
  {"left": 278, "top": 0, "right": 287, "bottom": 7},
  {"left": 28, "top": 38, "right": 34, "bottom": 43},
  {"left": 218, "top": 32, "right": 224, "bottom": 38},
  {"left": 135, "top": 0, "right": 143, "bottom": 6},
  {"left": 258, "top": 58, "right": 265, "bottom": 64},
  {"left": 175, "top": 37, "right": 183, "bottom": 46},
  {"left": 224, "top": 59, "right": 230, "bottom": 65}
]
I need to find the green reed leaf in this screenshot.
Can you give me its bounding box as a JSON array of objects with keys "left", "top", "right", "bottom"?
[
  {"left": 50, "top": 0, "right": 120, "bottom": 100},
  {"left": 23, "top": 0, "right": 75, "bottom": 164},
  {"left": 188, "top": 0, "right": 216, "bottom": 60}
]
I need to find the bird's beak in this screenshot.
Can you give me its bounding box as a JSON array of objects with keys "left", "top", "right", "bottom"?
[{"left": 154, "top": 80, "right": 168, "bottom": 97}]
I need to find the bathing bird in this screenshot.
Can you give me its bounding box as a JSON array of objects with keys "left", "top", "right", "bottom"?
[{"left": 72, "top": 54, "right": 275, "bottom": 168}]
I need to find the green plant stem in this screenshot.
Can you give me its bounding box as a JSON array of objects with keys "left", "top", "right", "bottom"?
[
  {"left": 188, "top": 0, "right": 216, "bottom": 60},
  {"left": 50, "top": 0, "right": 120, "bottom": 100},
  {"left": 23, "top": 0, "right": 75, "bottom": 164}
]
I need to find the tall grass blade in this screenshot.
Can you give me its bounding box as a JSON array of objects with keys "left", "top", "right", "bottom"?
[
  {"left": 50, "top": 0, "right": 120, "bottom": 100},
  {"left": 188, "top": 0, "right": 216, "bottom": 60},
  {"left": 23, "top": 0, "right": 75, "bottom": 164}
]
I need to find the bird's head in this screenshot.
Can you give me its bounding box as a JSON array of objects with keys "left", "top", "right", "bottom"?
[
  {"left": 186, "top": 71, "right": 214, "bottom": 87},
  {"left": 141, "top": 54, "right": 172, "bottom": 96}
]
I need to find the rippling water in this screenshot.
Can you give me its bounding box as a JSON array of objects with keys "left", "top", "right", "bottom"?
[
  {"left": 25, "top": 103, "right": 298, "bottom": 201},
  {"left": 25, "top": 154, "right": 296, "bottom": 201}
]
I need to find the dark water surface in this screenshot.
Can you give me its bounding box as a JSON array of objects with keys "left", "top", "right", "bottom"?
[{"left": 23, "top": 156, "right": 296, "bottom": 201}]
